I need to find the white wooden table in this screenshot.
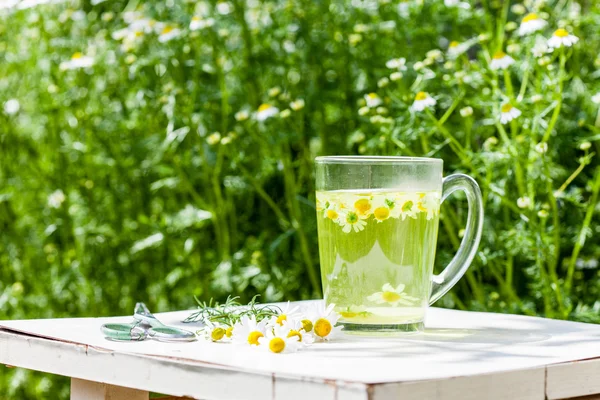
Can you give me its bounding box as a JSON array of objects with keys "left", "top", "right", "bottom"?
[{"left": 2, "top": 301, "right": 600, "bottom": 400}]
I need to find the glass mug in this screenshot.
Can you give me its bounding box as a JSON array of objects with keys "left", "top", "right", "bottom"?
[{"left": 315, "top": 156, "right": 483, "bottom": 333}]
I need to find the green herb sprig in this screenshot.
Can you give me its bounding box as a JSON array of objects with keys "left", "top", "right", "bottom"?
[{"left": 183, "top": 295, "right": 281, "bottom": 326}]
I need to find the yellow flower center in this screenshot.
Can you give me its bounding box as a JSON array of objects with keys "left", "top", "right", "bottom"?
[
  {"left": 269, "top": 337, "right": 286, "bottom": 353},
  {"left": 415, "top": 91, "right": 427, "bottom": 101},
  {"left": 554, "top": 28, "right": 569, "bottom": 38},
  {"left": 258, "top": 103, "right": 272, "bottom": 112},
  {"left": 247, "top": 330, "right": 264, "bottom": 345},
  {"left": 340, "top": 311, "right": 357, "bottom": 318},
  {"left": 225, "top": 326, "right": 233, "bottom": 338},
  {"left": 501, "top": 103, "right": 513, "bottom": 113},
  {"left": 373, "top": 207, "right": 390, "bottom": 221},
  {"left": 367, "top": 93, "right": 378, "bottom": 99},
  {"left": 382, "top": 291, "right": 402, "bottom": 302},
  {"left": 314, "top": 318, "right": 332, "bottom": 338},
  {"left": 211, "top": 327, "right": 226, "bottom": 341},
  {"left": 301, "top": 319, "right": 313, "bottom": 333},
  {"left": 162, "top": 26, "right": 174, "bottom": 35},
  {"left": 326, "top": 209, "right": 339, "bottom": 220},
  {"left": 354, "top": 199, "right": 371, "bottom": 214},
  {"left": 449, "top": 41, "right": 459, "bottom": 48},
  {"left": 522, "top": 13, "right": 538, "bottom": 23},
  {"left": 72, "top": 52, "right": 83, "bottom": 59},
  {"left": 135, "top": 31, "right": 144, "bottom": 37},
  {"left": 276, "top": 314, "right": 287, "bottom": 326},
  {"left": 418, "top": 202, "right": 427, "bottom": 212},
  {"left": 287, "top": 329, "right": 303, "bottom": 342},
  {"left": 192, "top": 16, "right": 201, "bottom": 21},
  {"left": 493, "top": 51, "right": 506, "bottom": 60}
]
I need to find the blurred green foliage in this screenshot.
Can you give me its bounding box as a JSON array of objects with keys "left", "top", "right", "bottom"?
[{"left": 1, "top": 0, "right": 600, "bottom": 397}]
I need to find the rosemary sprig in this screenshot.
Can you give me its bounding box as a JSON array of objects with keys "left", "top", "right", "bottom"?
[{"left": 183, "top": 295, "right": 281, "bottom": 326}]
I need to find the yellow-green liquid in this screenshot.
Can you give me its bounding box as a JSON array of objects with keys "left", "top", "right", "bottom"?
[{"left": 316, "top": 189, "right": 440, "bottom": 327}]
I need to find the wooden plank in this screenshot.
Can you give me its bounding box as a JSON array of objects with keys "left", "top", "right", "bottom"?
[
  {"left": 547, "top": 359, "right": 600, "bottom": 400},
  {"left": 372, "top": 368, "right": 545, "bottom": 400},
  {"left": 71, "top": 378, "right": 148, "bottom": 400}
]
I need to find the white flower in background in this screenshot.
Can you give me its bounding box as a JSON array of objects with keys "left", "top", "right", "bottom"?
[
  {"left": 3, "top": 99, "right": 20, "bottom": 115},
  {"left": 158, "top": 26, "right": 181, "bottom": 42},
  {"left": 460, "top": 106, "right": 473, "bottom": 117},
  {"left": 385, "top": 57, "right": 407, "bottom": 71},
  {"left": 426, "top": 49, "right": 443, "bottom": 62},
  {"left": 60, "top": 52, "right": 94, "bottom": 70},
  {"left": 48, "top": 189, "right": 66, "bottom": 208},
  {"left": 483, "top": 137, "right": 498, "bottom": 151},
  {"left": 256, "top": 104, "right": 279, "bottom": 121},
  {"left": 279, "top": 109, "right": 291, "bottom": 118},
  {"left": 358, "top": 106, "right": 370, "bottom": 116},
  {"left": 216, "top": 1, "right": 232, "bottom": 15},
  {"left": 447, "top": 40, "right": 469, "bottom": 59},
  {"left": 234, "top": 110, "right": 249, "bottom": 121},
  {"left": 306, "top": 302, "right": 343, "bottom": 341},
  {"left": 590, "top": 92, "right": 600, "bottom": 104},
  {"left": 390, "top": 71, "right": 403, "bottom": 81},
  {"left": 269, "top": 302, "right": 301, "bottom": 327},
  {"left": 231, "top": 315, "right": 267, "bottom": 346},
  {"left": 206, "top": 132, "right": 221, "bottom": 145},
  {"left": 290, "top": 99, "right": 305, "bottom": 111},
  {"left": 531, "top": 40, "right": 550, "bottom": 58},
  {"left": 490, "top": 51, "right": 515, "bottom": 70},
  {"left": 257, "top": 325, "right": 300, "bottom": 354},
  {"left": 190, "top": 16, "right": 215, "bottom": 31},
  {"left": 367, "top": 283, "right": 419, "bottom": 306},
  {"left": 411, "top": 91, "right": 436, "bottom": 112},
  {"left": 0, "top": 0, "right": 19, "bottom": 10},
  {"left": 500, "top": 103, "right": 521, "bottom": 124},
  {"left": 517, "top": 196, "right": 531, "bottom": 209},
  {"left": 364, "top": 93, "right": 382, "bottom": 108},
  {"left": 535, "top": 142, "right": 548, "bottom": 154},
  {"left": 339, "top": 211, "right": 367, "bottom": 233},
  {"left": 518, "top": 13, "right": 547, "bottom": 36},
  {"left": 547, "top": 29, "right": 579, "bottom": 49}
]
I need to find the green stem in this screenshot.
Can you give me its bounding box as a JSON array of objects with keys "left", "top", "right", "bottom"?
[{"left": 542, "top": 51, "right": 566, "bottom": 143}]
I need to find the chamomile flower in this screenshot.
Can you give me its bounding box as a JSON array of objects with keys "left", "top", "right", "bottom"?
[
  {"left": 353, "top": 197, "right": 372, "bottom": 217},
  {"left": 371, "top": 197, "right": 392, "bottom": 223},
  {"left": 59, "top": 52, "right": 94, "bottom": 70},
  {"left": 500, "top": 103, "right": 522, "bottom": 124},
  {"left": 547, "top": 29, "right": 579, "bottom": 49},
  {"left": 231, "top": 315, "right": 267, "bottom": 346},
  {"left": 385, "top": 57, "right": 407, "bottom": 71},
  {"left": 280, "top": 319, "right": 315, "bottom": 346},
  {"left": 190, "top": 16, "right": 215, "bottom": 31},
  {"left": 447, "top": 41, "right": 469, "bottom": 59},
  {"left": 339, "top": 211, "right": 367, "bottom": 233},
  {"left": 256, "top": 104, "right": 279, "bottom": 121},
  {"left": 411, "top": 92, "right": 436, "bottom": 112},
  {"left": 518, "top": 13, "right": 547, "bottom": 36},
  {"left": 364, "top": 93, "right": 382, "bottom": 108},
  {"left": 417, "top": 193, "right": 440, "bottom": 220},
  {"left": 397, "top": 194, "right": 419, "bottom": 220},
  {"left": 198, "top": 320, "right": 231, "bottom": 342},
  {"left": 367, "top": 283, "right": 419, "bottom": 306},
  {"left": 257, "top": 325, "right": 300, "bottom": 353},
  {"left": 269, "top": 302, "right": 301, "bottom": 327},
  {"left": 158, "top": 26, "right": 182, "bottom": 43},
  {"left": 490, "top": 51, "right": 515, "bottom": 70},
  {"left": 307, "top": 302, "right": 343, "bottom": 341},
  {"left": 517, "top": 196, "right": 531, "bottom": 209},
  {"left": 323, "top": 202, "right": 342, "bottom": 223},
  {"left": 234, "top": 110, "right": 249, "bottom": 121}
]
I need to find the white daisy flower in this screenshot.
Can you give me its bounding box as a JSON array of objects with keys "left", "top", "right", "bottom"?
[
  {"left": 190, "top": 16, "right": 215, "bottom": 31},
  {"left": 364, "top": 93, "right": 382, "bottom": 108},
  {"left": 279, "top": 319, "right": 315, "bottom": 346},
  {"left": 158, "top": 26, "right": 182, "bottom": 43},
  {"left": 518, "top": 13, "right": 547, "bottom": 36},
  {"left": 371, "top": 197, "right": 393, "bottom": 223},
  {"left": 59, "top": 52, "right": 94, "bottom": 70},
  {"left": 390, "top": 71, "right": 403, "bottom": 81},
  {"left": 411, "top": 91, "right": 436, "bottom": 112},
  {"left": 367, "top": 283, "right": 419, "bottom": 306},
  {"left": 197, "top": 320, "right": 232, "bottom": 342},
  {"left": 490, "top": 51, "right": 515, "bottom": 70},
  {"left": 417, "top": 192, "right": 440, "bottom": 220},
  {"left": 447, "top": 40, "right": 469, "bottom": 59},
  {"left": 322, "top": 202, "right": 342, "bottom": 223},
  {"left": 385, "top": 57, "right": 407, "bottom": 71},
  {"left": 268, "top": 302, "right": 301, "bottom": 327},
  {"left": 306, "top": 302, "right": 343, "bottom": 341},
  {"left": 3, "top": 99, "right": 20, "bottom": 115},
  {"left": 547, "top": 28, "right": 579, "bottom": 49},
  {"left": 231, "top": 315, "right": 267, "bottom": 346},
  {"left": 257, "top": 325, "right": 300, "bottom": 353},
  {"left": 339, "top": 210, "right": 367, "bottom": 233},
  {"left": 256, "top": 104, "right": 279, "bottom": 121},
  {"left": 397, "top": 194, "right": 419, "bottom": 220},
  {"left": 48, "top": 189, "right": 66, "bottom": 208},
  {"left": 500, "top": 103, "right": 522, "bottom": 124}
]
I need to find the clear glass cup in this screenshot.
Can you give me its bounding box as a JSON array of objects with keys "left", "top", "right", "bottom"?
[{"left": 315, "top": 156, "right": 483, "bottom": 333}]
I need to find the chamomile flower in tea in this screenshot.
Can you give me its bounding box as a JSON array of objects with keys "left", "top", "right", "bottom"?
[{"left": 367, "top": 283, "right": 419, "bottom": 307}]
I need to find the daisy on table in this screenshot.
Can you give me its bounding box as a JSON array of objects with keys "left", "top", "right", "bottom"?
[
  {"left": 490, "top": 51, "right": 515, "bottom": 70},
  {"left": 268, "top": 302, "right": 301, "bottom": 327},
  {"left": 258, "top": 324, "right": 301, "bottom": 354},
  {"left": 411, "top": 92, "right": 436, "bottom": 112},
  {"left": 231, "top": 315, "right": 267, "bottom": 347},
  {"left": 305, "top": 302, "right": 343, "bottom": 341},
  {"left": 500, "top": 103, "right": 522, "bottom": 124},
  {"left": 547, "top": 28, "right": 579, "bottom": 49},
  {"left": 518, "top": 13, "right": 547, "bottom": 36}
]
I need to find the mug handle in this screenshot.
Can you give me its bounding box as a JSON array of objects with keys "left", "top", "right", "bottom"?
[{"left": 429, "top": 174, "right": 484, "bottom": 305}]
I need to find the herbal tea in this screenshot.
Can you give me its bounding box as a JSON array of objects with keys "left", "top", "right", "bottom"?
[{"left": 316, "top": 189, "right": 441, "bottom": 329}]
